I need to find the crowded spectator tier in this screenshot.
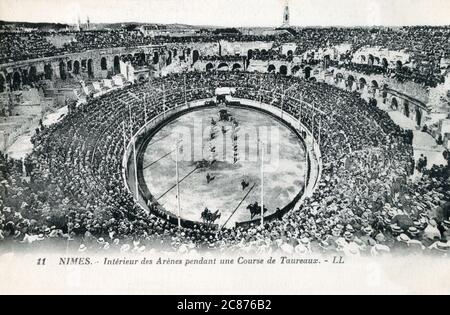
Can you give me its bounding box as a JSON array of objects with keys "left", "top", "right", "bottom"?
[{"left": 0, "top": 72, "right": 449, "bottom": 256}]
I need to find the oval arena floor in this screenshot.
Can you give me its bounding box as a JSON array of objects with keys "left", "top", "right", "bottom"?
[{"left": 140, "top": 106, "right": 307, "bottom": 227}]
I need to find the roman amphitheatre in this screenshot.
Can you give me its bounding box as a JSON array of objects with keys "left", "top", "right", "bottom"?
[{"left": 0, "top": 3, "right": 449, "bottom": 256}]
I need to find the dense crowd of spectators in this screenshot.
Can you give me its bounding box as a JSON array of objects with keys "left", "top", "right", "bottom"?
[
  {"left": 1, "top": 71, "right": 449, "bottom": 257},
  {"left": 1, "top": 26, "right": 449, "bottom": 86},
  {"left": 0, "top": 32, "right": 66, "bottom": 64}
]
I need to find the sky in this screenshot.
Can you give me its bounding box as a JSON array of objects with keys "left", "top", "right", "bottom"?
[{"left": 0, "top": 0, "right": 449, "bottom": 27}]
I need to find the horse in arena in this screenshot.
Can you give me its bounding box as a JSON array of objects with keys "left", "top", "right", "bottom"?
[
  {"left": 247, "top": 202, "right": 268, "bottom": 219},
  {"left": 201, "top": 208, "right": 222, "bottom": 225}
]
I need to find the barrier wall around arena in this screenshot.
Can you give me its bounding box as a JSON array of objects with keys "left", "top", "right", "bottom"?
[
  {"left": 122, "top": 90, "right": 322, "bottom": 230},
  {"left": 229, "top": 97, "right": 322, "bottom": 228}
]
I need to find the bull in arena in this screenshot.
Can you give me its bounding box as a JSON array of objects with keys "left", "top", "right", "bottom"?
[{"left": 247, "top": 202, "right": 268, "bottom": 219}]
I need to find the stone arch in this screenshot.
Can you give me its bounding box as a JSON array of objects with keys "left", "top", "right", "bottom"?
[
  {"left": 67, "top": 60, "right": 72, "bottom": 72},
  {"left": 166, "top": 51, "right": 172, "bottom": 66},
  {"left": 232, "top": 63, "right": 242, "bottom": 71},
  {"left": 12, "top": 71, "right": 21, "bottom": 91},
  {"left": 21, "top": 69, "right": 29, "bottom": 86},
  {"left": 173, "top": 49, "right": 177, "bottom": 58},
  {"left": 114, "top": 56, "right": 120, "bottom": 73},
  {"left": 392, "top": 97, "right": 399, "bottom": 110},
  {"left": 88, "top": 59, "right": 94, "bottom": 78},
  {"left": 140, "top": 52, "right": 146, "bottom": 65},
  {"left": 304, "top": 66, "right": 312, "bottom": 79},
  {"left": 368, "top": 54, "right": 375, "bottom": 66},
  {"left": 292, "top": 65, "right": 301, "bottom": 75},
  {"left": 101, "top": 57, "right": 108, "bottom": 70},
  {"left": 382, "top": 84, "right": 388, "bottom": 99},
  {"left": 73, "top": 61, "right": 80, "bottom": 75},
  {"left": 44, "top": 64, "right": 53, "bottom": 80},
  {"left": 206, "top": 63, "right": 214, "bottom": 72},
  {"left": 137, "top": 74, "right": 146, "bottom": 83},
  {"left": 268, "top": 64, "right": 276, "bottom": 73},
  {"left": 81, "top": 60, "right": 87, "bottom": 71},
  {"left": 361, "top": 55, "right": 367, "bottom": 63},
  {"left": 347, "top": 75, "right": 356, "bottom": 90},
  {"left": 370, "top": 80, "right": 379, "bottom": 95},
  {"left": 59, "top": 61, "right": 67, "bottom": 80},
  {"left": 192, "top": 50, "right": 200, "bottom": 64},
  {"left": 153, "top": 52, "right": 159, "bottom": 65},
  {"left": 382, "top": 58, "right": 389, "bottom": 70},
  {"left": 0, "top": 73, "right": 6, "bottom": 93},
  {"left": 280, "top": 65, "right": 288, "bottom": 76},
  {"left": 415, "top": 108, "right": 422, "bottom": 126},
  {"left": 371, "top": 80, "right": 379, "bottom": 90},
  {"left": 403, "top": 100, "right": 410, "bottom": 118},
  {"left": 396, "top": 60, "right": 403, "bottom": 71},
  {"left": 217, "top": 63, "right": 229, "bottom": 71},
  {"left": 29, "top": 66, "right": 37, "bottom": 82},
  {"left": 287, "top": 50, "right": 293, "bottom": 57},
  {"left": 359, "top": 77, "right": 367, "bottom": 90}
]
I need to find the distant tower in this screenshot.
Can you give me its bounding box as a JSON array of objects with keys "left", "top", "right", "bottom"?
[
  {"left": 86, "top": 16, "right": 90, "bottom": 30},
  {"left": 282, "top": 1, "right": 290, "bottom": 28},
  {"left": 76, "top": 16, "right": 81, "bottom": 32}
]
